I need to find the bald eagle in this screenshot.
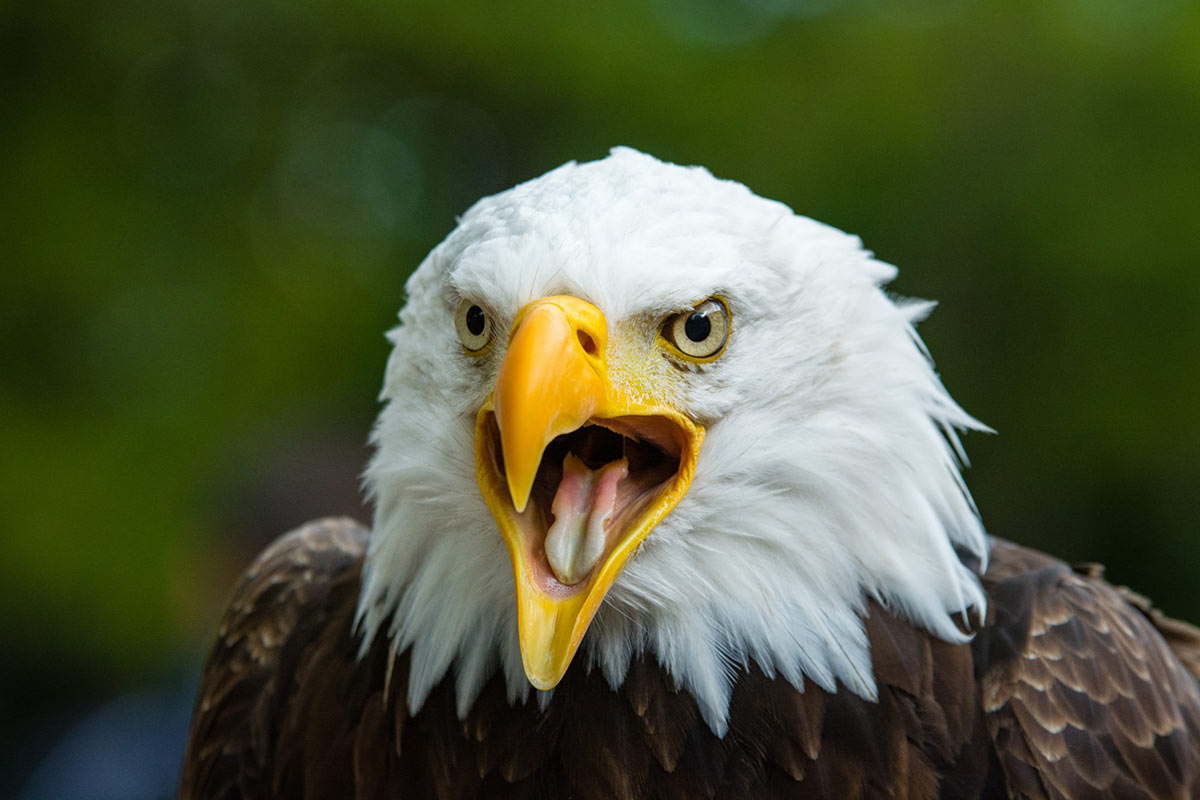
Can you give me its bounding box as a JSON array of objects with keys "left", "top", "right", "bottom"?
[{"left": 182, "top": 149, "right": 1200, "bottom": 799}]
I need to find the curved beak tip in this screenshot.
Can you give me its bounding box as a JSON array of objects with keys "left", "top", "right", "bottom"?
[
  {"left": 510, "top": 489, "right": 530, "bottom": 514},
  {"left": 524, "top": 668, "right": 560, "bottom": 691}
]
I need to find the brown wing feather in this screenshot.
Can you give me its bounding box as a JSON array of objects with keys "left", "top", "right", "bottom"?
[
  {"left": 979, "top": 538, "right": 1200, "bottom": 800},
  {"left": 179, "top": 517, "right": 370, "bottom": 800},
  {"left": 1115, "top": 584, "right": 1200, "bottom": 683}
]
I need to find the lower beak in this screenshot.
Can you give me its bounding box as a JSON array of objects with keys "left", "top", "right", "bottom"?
[{"left": 474, "top": 295, "right": 702, "bottom": 689}]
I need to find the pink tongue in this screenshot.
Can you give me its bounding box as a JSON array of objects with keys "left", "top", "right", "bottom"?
[{"left": 544, "top": 453, "right": 628, "bottom": 585}]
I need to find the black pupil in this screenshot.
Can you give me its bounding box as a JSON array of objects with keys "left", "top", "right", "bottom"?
[
  {"left": 465, "top": 305, "right": 486, "bottom": 337},
  {"left": 684, "top": 311, "right": 711, "bottom": 342}
]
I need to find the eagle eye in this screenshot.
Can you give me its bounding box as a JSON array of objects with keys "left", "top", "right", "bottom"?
[
  {"left": 661, "top": 297, "right": 730, "bottom": 362},
  {"left": 455, "top": 299, "right": 493, "bottom": 354}
]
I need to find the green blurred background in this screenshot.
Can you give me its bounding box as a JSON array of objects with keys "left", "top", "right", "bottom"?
[{"left": 3, "top": 0, "right": 1199, "bottom": 795}]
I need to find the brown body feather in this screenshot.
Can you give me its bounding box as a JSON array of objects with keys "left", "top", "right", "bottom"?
[{"left": 181, "top": 519, "right": 1200, "bottom": 799}]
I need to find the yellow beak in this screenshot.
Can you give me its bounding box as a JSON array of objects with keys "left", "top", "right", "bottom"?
[{"left": 474, "top": 295, "right": 702, "bottom": 689}]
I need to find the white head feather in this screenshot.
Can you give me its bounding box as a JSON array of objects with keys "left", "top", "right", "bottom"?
[{"left": 358, "top": 147, "right": 989, "bottom": 735}]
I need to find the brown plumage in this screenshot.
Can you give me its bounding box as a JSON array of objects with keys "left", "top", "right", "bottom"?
[{"left": 180, "top": 518, "right": 1200, "bottom": 800}]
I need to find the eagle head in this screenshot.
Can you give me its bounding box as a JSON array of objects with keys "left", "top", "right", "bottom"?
[{"left": 358, "top": 148, "right": 988, "bottom": 734}]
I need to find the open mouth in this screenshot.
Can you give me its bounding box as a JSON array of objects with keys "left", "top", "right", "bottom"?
[
  {"left": 480, "top": 413, "right": 686, "bottom": 593},
  {"left": 471, "top": 293, "right": 707, "bottom": 687}
]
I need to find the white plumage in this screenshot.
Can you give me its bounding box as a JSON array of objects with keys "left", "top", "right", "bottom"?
[{"left": 357, "top": 147, "right": 988, "bottom": 734}]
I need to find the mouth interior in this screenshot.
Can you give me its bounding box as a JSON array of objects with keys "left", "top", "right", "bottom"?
[{"left": 487, "top": 416, "right": 683, "bottom": 592}]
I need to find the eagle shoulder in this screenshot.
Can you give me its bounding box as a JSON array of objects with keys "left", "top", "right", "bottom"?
[
  {"left": 179, "top": 517, "right": 370, "bottom": 800},
  {"left": 978, "top": 538, "right": 1200, "bottom": 799},
  {"left": 180, "top": 523, "right": 1200, "bottom": 800}
]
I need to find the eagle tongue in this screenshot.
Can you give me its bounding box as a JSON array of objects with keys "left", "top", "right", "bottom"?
[{"left": 544, "top": 453, "right": 628, "bottom": 585}]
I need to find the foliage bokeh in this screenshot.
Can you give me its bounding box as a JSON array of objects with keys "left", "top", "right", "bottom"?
[{"left": 3, "top": 0, "right": 1199, "bottom": 793}]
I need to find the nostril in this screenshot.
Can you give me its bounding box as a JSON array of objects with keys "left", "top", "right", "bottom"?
[{"left": 577, "top": 330, "right": 597, "bottom": 356}]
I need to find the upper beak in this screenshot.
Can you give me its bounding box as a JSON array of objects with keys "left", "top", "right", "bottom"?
[
  {"left": 474, "top": 295, "right": 703, "bottom": 689},
  {"left": 493, "top": 297, "right": 609, "bottom": 513}
]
